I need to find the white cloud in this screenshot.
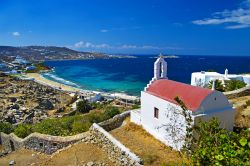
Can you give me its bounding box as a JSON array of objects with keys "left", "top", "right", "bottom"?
[
  {"left": 120, "top": 44, "right": 137, "bottom": 49},
  {"left": 192, "top": 0, "right": 250, "bottom": 29},
  {"left": 74, "top": 41, "right": 111, "bottom": 49},
  {"left": 100, "top": 29, "right": 108, "bottom": 33},
  {"left": 73, "top": 41, "right": 181, "bottom": 51},
  {"left": 118, "top": 44, "right": 181, "bottom": 50},
  {"left": 12, "top": 32, "right": 21, "bottom": 36}
]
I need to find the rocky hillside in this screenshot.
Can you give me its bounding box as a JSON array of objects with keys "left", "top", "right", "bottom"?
[
  {"left": 0, "top": 46, "right": 126, "bottom": 62},
  {"left": 0, "top": 73, "right": 72, "bottom": 124}
]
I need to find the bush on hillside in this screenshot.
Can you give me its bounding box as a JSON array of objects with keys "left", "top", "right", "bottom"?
[
  {"left": 76, "top": 100, "right": 92, "bottom": 114},
  {"left": 103, "top": 106, "right": 120, "bottom": 119},
  {"left": 71, "top": 120, "right": 92, "bottom": 134},
  {"left": 191, "top": 118, "right": 250, "bottom": 165},
  {"left": 207, "top": 80, "right": 224, "bottom": 92},
  {"left": 0, "top": 122, "right": 14, "bottom": 134},
  {"left": 131, "top": 104, "right": 140, "bottom": 109},
  {"left": 14, "top": 124, "right": 32, "bottom": 138},
  {"left": 15, "top": 106, "right": 121, "bottom": 137},
  {"left": 225, "top": 80, "right": 246, "bottom": 92}
]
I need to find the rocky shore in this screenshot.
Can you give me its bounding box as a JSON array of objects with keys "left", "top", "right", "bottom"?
[{"left": 0, "top": 73, "right": 72, "bottom": 124}]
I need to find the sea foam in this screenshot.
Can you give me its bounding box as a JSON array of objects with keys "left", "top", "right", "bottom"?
[{"left": 42, "top": 73, "right": 80, "bottom": 88}]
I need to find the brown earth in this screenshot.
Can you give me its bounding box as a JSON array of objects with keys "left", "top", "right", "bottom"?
[
  {"left": 229, "top": 96, "right": 250, "bottom": 128},
  {"left": 110, "top": 118, "right": 189, "bottom": 166},
  {"left": 0, "top": 142, "right": 114, "bottom": 166},
  {"left": 0, "top": 149, "right": 49, "bottom": 166}
]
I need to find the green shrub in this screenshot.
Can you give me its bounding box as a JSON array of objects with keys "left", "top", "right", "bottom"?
[
  {"left": 191, "top": 118, "right": 250, "bottom": 165},
  {"left": 103, "top": 106, "right": 120, "bottom": 119},
  {"left": 14, "top": 124, "right": 32, "bottom": 138},
  {"left": 32, "top": 118, "right": 71, "bottom": 136},
  {"left": 76, "top": 100, "right": 92, "bottom": 114},
  {"left": 225, "top": 80, "right": 246, "bottom": 92},
  {"left": 131, "top": 104, "right": 140, "bottom": 109},
  {"left": 9, "top": 104, "right": 122, "bottom": 137},
  {"left": 72, "top": 120, "right": 92, "bottom": 134},
  {"left": 85, "top": 112, "right": 105, "bottom": 123},
  {"left": 0, "top": 122, "right": 14, "bottom": 134},
  {"left": 90, "top": 102, "right": 107, "bottom": 109},
  {"left": 208, "top": 80, "right": 224, "bottom": 92}
]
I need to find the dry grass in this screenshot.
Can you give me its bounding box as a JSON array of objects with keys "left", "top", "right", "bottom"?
[
  {"left": 0, "top": 142, "right": 114, "bottom": 166},
  {"left": 229, "top": 96, "right": 250, "bottom": 128},
  {"left": 235, "top": 105, "right": 250, "bottom": 128},
  {"left": 0, "top": 149, "right": 49, "bottom": 166},
  {"left": 41, "top": 142, "right": 114, "bottom": 166},
  {"left": 110, "top": 118, "right": 189, "bottom": 166}
]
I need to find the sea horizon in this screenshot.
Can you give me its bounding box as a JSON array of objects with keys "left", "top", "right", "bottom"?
[{"left": 43, "top": 55, "right": 250, "bottom": 96}]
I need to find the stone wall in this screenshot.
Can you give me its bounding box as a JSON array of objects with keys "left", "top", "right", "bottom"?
[
  {"left": 90, "top": 123, "right": 142, "bottom": 166},
  {"left": 1, "top": 111, "right": 143, "bottom": 165},
  {"left": 224, "top": 86, "right": 250, "bottom": 99},
  {"left": 98, "top": 110, "right": 130, "bottom": 131},
  {"left": 0, "top": 132, "right": 88, "bottom": 154}
]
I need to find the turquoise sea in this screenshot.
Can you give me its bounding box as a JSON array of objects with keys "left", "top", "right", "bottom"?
[{"left": 43, "top": 55, "right": 250, "bottom": 96}]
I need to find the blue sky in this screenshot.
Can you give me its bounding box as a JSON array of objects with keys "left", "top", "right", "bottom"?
[{"left": 0, "top": 0, "right": 250, "bottom": 55}]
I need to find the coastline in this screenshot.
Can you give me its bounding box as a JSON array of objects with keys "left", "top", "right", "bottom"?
[
  {"left": 23, "top": 73, "right": 140, "bottom": 101},
  {"left": 23, "top": 73, "right": 81, "bottom": 93}
]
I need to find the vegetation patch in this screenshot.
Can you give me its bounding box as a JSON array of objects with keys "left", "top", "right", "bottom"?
[
  {"left": 191, "top": 118, "right": 250, "bottom": 165},
  {"left": 25, "top": 62, "right": 51, "bottom": 73},
  {"left": 0, "top": 122, "right": 14, "bottom": 134},
  {"left": 0, "top": 105, "right": 122, "bottom": 138},
  {"left": 207, "top": 79, "right": 246, "bottom": 92}
]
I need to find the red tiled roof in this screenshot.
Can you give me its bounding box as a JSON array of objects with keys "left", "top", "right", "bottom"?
[{"left": 146, "top": 79, "right": 213, "bottom": 111}]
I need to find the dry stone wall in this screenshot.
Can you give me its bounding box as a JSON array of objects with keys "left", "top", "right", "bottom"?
[
  {"left": 90, "top": 123, "right": 142, "bottom": 166},
  {"left": 0, "top": 132, "right": 88, "bottom": 154},
  {"left": 224, "top": 86, "right": 250, "bottom": 99},
  {"left": 99, "top": 110, "right": 130, "bottom": 131},
  {"left": 1, "top": 111, "right": 143, "bottom": 165}
]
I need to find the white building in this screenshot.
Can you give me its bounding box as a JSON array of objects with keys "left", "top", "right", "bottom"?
[
  {"left": 131, "top": 56, "right": 235, "bottom": 150},
  {"left": 191, "top": 70, "right": 250, "bottom": 87}
]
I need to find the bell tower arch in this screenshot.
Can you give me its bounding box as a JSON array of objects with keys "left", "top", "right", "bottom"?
[
  {"left": 153, "top": 54, "right": 168, "bottom": 80},
  {"left": 145, "top": 54, "right": 168, "bottom": 91}
]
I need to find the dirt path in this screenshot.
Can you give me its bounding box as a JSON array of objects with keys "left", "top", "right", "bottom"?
[
  {"left": 0, "top": 149, "right": 49, "bottom": 166},
  {"left": 41, "top": 142, "right": 114, "bottom": 166},
  {"left": 110, "top": 119, "right": 189, "bottom": 166},
  {"left": 0, "top": 142, "right": 114, "bottom": 166}
]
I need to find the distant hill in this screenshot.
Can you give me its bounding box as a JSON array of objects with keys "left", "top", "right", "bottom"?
[{"left": 0, "top": 46, "right": 129, "bottom": 62}]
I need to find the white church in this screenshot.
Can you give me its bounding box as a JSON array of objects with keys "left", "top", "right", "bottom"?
[{"left": 131, "top": 56, "right": 235, "bottom": 150}]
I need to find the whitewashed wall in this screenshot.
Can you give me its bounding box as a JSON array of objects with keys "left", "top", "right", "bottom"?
[
  {"left": 195, "top": 91, "right": 235, "bottom": 130},
  {"left": 140, "top": 91, "right": 188, "bottom": 150},
  {"left": 134, "top": 90, "right": 235, "bottom": 150},
  {"left": 130, "top": 109, "right": 141, "bottom": 125},
  {"left": 191, "top": 73, "right": 205, "bottom": 86}
]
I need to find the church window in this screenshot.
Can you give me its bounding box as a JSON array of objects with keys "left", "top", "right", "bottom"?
[{"left": 154, "top": 107, "right": 159, "bottom": 119}]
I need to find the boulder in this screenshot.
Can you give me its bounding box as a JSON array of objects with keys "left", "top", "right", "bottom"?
[
  {"left": 9, "top": 97, "right": 17, "bottom": 103},
  {"left": 11, "top": 104, "right": 20, "bottom": 110},
  {"left": 39, "top": 99, "right": 54, "bottom": 110}
]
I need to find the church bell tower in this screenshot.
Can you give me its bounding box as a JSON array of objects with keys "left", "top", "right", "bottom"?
[
  {"left": 153, "top": 54, "right": 168, "bottom": 80},
  {"left": 144, "top": 54, "right": 168, "bottom": 91}
]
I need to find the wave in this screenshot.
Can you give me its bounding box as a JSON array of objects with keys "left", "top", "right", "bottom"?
[{"left": 42, "top": 72, "right": 81, "bottom": 88}]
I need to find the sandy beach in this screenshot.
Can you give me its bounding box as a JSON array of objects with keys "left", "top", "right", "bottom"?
[
  {"left": 23, "top": 73, "right": 140, "bottom": 101},
  {"left": 24, "top": 73, "right": 81, "bottom": 92}
]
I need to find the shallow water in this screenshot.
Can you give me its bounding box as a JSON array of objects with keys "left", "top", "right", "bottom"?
[{"left": 44, "top": 55, "right": 250, "bottom": 96}]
